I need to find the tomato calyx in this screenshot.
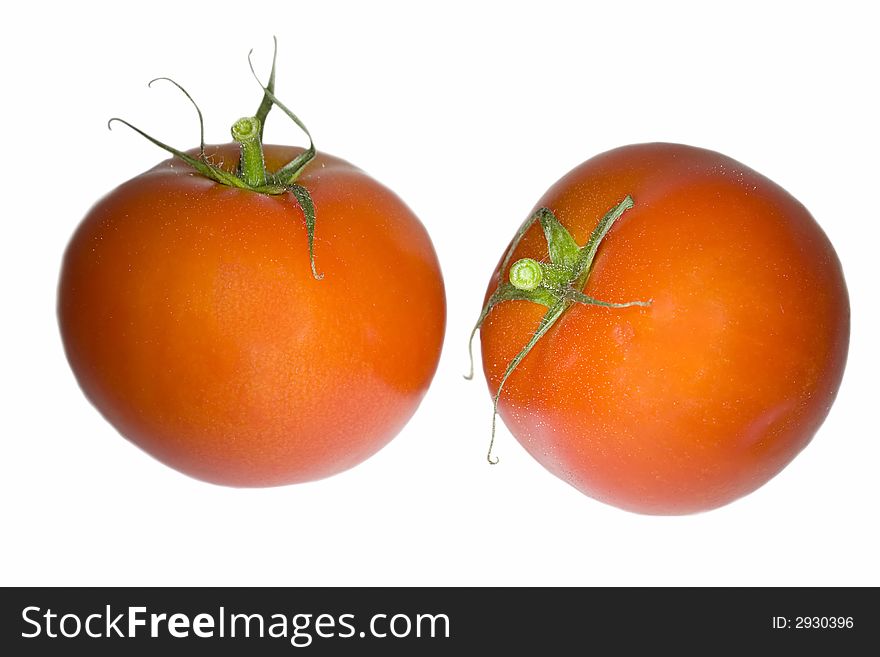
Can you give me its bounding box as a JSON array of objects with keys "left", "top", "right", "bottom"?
[
  {"left": 466, "top": 196, "right": 651, "bottom": 464},
  {"left": 107, "top": 38, "right": 323, "bottom": 279}
]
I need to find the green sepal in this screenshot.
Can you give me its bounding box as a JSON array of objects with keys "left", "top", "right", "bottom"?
[
  {"left": 148, "top": 77, "right": 207, "bottom": 160},
  {"left": 536, "top": 208, "right": 580, "bottom": 268},
  {"left": 267, "top": 88, "right": 316, "bottom": 184},
  {"left": 488, "top": 299, "right": 571, "bottom": 464},
  {"left": 274, "top": 147, "right": 316, "bottom": 185},
  {"left": 251, "top": 183, "right": 292, "bottom": 195},
  {"left": 465, "top": 282, "right": 556, "bottom": 381},
  {"left": 253, "top": 36, "right": 278, "bottom": 141},
  {"left": 258, "top": 94, "right": 315, "bottom": 181},
  {"left": 107, "top": 118, "right": 249, "bottom": 190},
  {"left": 565, "top": 289, "right": 651, "bottom": 309},
  {"left": 573, "top": 195, "right": 634, "bottom": 283},
  {"left": 247, "top": 52, "right": 316, "bottom": 184},
  {"left": 287, "top": 184, "right": 322, "bottom": 280}
]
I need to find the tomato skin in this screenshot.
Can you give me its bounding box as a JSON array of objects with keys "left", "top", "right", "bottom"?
[
  {"left": 59, "top": 144, "right": 445, "bottom": 486},
  {"left": 480, "top": 143, "right": 849, "bottom": 514}
]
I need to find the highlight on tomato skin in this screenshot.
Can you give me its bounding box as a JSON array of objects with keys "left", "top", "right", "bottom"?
[
  {"left": 57, "top": 44, "right": 446, "bottom": 487},
  {"left": 472, "top": 142, "right": 849, "bottom": 515}
]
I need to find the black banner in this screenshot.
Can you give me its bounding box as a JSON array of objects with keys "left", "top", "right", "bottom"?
[{"left": 1, "top": 587, "right": 873, "bottom": 654}]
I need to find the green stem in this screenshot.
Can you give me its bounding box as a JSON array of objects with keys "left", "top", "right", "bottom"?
[
  {"left": 231, "top": 116, "right": 266, "bottom": 187},
  {"left": 112, "top": 43, "right": 324, "bottom": 278},
  {"left": 509, "top": 258, "right": 544, "bottom": 290}
]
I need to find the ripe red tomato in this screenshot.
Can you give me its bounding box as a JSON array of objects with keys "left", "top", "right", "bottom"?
[
  {"left": 59, "top": 144, "right": 445, "bottom": 486},
  {"left": 476, "top": 143, "right": 849, "bottom": 514}
]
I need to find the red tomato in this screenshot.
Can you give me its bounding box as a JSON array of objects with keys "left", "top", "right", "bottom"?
[
  {"left": 59, "top": 144, "right": 445, "bottom": 486},
  {"left": 478, "top": 143, "right": 849, "bottom": 514}
]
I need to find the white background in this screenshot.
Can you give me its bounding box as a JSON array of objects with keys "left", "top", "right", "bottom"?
[{"left": 2, "top": 1, "right": 878, "bottom": 586}]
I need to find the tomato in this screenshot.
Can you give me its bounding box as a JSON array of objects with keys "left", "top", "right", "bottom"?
[
  {"left": 475, "top": 143, "right": 849, "bottom": 514},
  {"left": 59, "top": 143, "right": 445, "bottom": 486}
]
